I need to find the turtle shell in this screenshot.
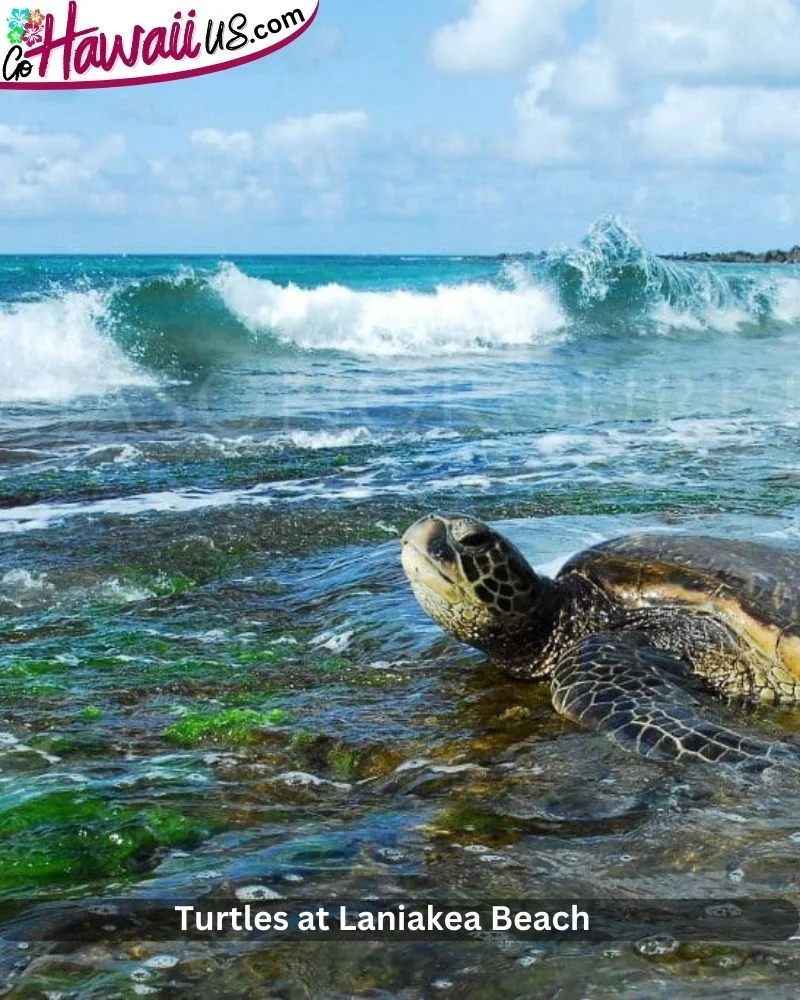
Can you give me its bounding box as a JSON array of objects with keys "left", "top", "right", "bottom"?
[{"left": 559, "top": 533, "right": 800, "bottom": 672}]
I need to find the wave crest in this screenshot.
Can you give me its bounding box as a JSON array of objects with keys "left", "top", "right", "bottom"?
[
  {"left": 548, "top": 216, "right": 800, "bottom": 334},
  {"left": 210, "top": 263, "right": 567, "bottom": 356},
  {"left": 0, "top": 289, "right": 154, "bottom": 404}
]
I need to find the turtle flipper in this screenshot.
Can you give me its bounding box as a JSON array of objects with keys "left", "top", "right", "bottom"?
[{"left": 551, "top": 631, "right": 800, "bottom": 770}]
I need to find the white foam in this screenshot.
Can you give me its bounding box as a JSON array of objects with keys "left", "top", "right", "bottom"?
[
  {"left": 204, "top": 425, "right": 460, "bottom": 454},
  {"left": 772, "top": 276, "right": 800, "bottom": 324},
  {"left": 309, "top": 629, "right": 354, "bottom": 653},
  {"left": 234, "top": 885, "right": 283, "bottom": 902},
  {"left": 650, "top": 300, "right": 751, "bottom": 334},
  {"left": 0, "top": 289, "right": 154, "bottom": 403},
  {"left": 278, "top": 771, "right": 351, "bottom": 790},
  {"left": 0, "top": 568, "right": 54, "bottom": 607},
  {"left": 49, "top": 427, "right": 461, "bottom": 471},
  {"left": 0, "top": 730, "right": 61, "bottom": 765},
  {"left": 0, "top": 486, "right": 262, "bottom": 534},
  {"left": 650, "top": 272, "right": 800, "bottom": 334},
  {"left": 94, "top": 577, "right": 159, "bottom": 604},
  {"left": 275, "top": 427, "right": 374, "bottom": 449},
  {"left": 1, "top": 568, "right": 51, "bottom": 592},
  {"left": 211, "top": 263, "right": 566, "bottom": 357}
]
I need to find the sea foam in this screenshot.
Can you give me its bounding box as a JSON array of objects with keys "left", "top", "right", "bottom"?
[
  {"left": 210, "top": 263, "right": 567, "bottom": 356},
  {"left": 0, "top": 289, "right": 154, "bottom": 404}
]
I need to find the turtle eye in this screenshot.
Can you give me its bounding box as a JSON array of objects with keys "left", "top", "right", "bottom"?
[{"left": 457, "top": 529, "right": 493, "bottom": 549}]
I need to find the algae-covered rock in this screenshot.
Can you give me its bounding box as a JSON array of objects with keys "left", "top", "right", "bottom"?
[
  {"left": 162, "top": 707, "right": 292, "bottom": 747},
  {"left": 0, "top": 792, "right": 216, "bottom": 892}
]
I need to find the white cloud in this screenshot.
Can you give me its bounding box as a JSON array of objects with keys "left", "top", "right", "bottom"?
[
  {"left": 428, "top": 0, "right": 800, "bottom": 175},
  {"left": 431, "top": 0, "right": 800, "bottom": 83},
  {"left": 0, "top": 125, "right": 126, "bottom": 214},
  {"left": 190, "top": 129, "right": 255, "bottom": 157},
  {"left": 302, "top": 190, "right": 347, "bottom": 222},
  {"left": 773, "top": 193, "right": 799, "bottom": 227},
  {"left": 188, "top": 112, "right": 369, "bottom": 164},
  {"left": 264, "top": 111, "right": 368, "bottom": 154},
  {"left": 632, "top": 88, "right": 733, "bottom": 165},
  {"left": 212, "top": 178, "right": 276, "bottom": 215},
  {"left": 430, "top": 0, "right": 585, "bottom": 74},
  {"left": 156, "top": 111, "right": 370, "bottom": 220},
  {"left": 511, "top": 64, "right": 578, "bottom": 165},
  {"left": 549, "top": 43, "right": 624, "bottom": 112},
  {"left": 633, "top": 86, "right": 800, "bottom": 165},
  {"left": 603, "top": 0, "right": 800, "bottom": 83},
  {"left": 263, "top": 110, "right": 369, "bottom": 192}
]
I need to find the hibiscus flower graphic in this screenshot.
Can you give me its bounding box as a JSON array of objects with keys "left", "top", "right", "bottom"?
[
  {"left": 7, "top": 25, "right": 23, "bottom": 44},
  {"left": 7, "top": 8, "right": 30, "bottom": 31},
  {"left": 22, "top": 21, "right": 41, "bottom": 45},
  {"left": 27, "top": 7, "right": 43, "bottom": 26}
]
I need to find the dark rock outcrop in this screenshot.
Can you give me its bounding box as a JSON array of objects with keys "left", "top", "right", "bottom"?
[{"left": 662, "top": 246, "right": 800, "bottom": 264}]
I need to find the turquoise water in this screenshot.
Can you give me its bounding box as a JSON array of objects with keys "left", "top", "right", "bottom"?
[{"left": 3, "top": 219, "right": 800, "bottom": 996}]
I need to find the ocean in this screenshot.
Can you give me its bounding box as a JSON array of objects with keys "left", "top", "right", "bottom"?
[{"left": 3, "top": 217, "right": 800, "bottom": 995}]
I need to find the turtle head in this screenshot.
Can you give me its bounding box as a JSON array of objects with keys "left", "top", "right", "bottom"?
[{"left": 401, "top": 514, "right": 551, "bottom": 664}]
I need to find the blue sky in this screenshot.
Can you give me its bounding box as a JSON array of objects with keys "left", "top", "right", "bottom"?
[{"left": 4, "top": 0, "right": 800, "bottom": 253}]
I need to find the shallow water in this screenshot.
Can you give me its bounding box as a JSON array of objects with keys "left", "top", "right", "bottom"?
[{"left": 3, "top": 220, "right": 800, "bottom": 997}]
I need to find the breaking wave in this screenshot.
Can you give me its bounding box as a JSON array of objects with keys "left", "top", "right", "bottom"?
[
  {"left": 0, "top": 290, "right": 155, "bottom": 404},
  {"left": 3, "top": 217, "right": 800, "bottom": 403},
  {"left": 547, "top": 217, "right": 800, "bottom": 334},
  {"left": 209, "top": 263, "right": 567, "bottom": 356}
]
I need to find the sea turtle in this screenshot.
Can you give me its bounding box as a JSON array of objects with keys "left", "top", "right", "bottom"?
[{"left": 401, "top": 514, "right": 800, "bottom": 770}]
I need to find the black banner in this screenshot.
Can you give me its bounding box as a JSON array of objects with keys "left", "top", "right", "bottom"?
[{"left": 0, "top": 898, "right": 797, "bottom": 943}]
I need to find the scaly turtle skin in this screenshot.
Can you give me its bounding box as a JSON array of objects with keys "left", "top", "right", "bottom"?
[{"left": 401, "top": 514, "right": 800, "bottom": 770}]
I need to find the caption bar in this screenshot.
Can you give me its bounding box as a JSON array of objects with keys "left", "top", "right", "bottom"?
[{"left": 1, "top": 898, "right": 797, "bottom": 943}]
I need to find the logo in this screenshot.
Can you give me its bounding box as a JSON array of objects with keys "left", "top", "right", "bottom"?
[{"left": 1, "top": 1, "right": 319, "bottom": 89}]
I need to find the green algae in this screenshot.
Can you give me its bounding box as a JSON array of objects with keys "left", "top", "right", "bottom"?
[
  {"left": 0, "top": 659, "right": 73, "bottom": 697},
  {"left": 112, "top": 631, "right": 178, "bottom": 656},
  {"left": 79, "top": 705, "right": 104, "bottom": 721},
  {"left": 315, "top": 656, "right": 349, "bottom": 674},
  {"left": 0, "top": 792, "right": 215, "bottom": 893},
  {"left": 3, "top": 659, "right": 71, "bottom": 676},
  {"left": 233, "top": 648, "right": 283, "bottom": 665},
  {"left": 290, "top": 728, "right": 315, "bottom": 749},
  {"left": 28, "top": 732, "right": 79, "bottom": 755},
  {"left": 28, "top": 729, "right": 113, "bottom": 756},
  {"left": 329, "top": 747, "right": 361, "bottom": 781},
  {"left": 141, "top": 570, "right": 195, "bottom": 598},
  {"left": 162, "top": 707, "right": 293, "bottom": 747},
  {"left": 0, "top": 677, "right": 67, "bottom": 698},
  {"left": 223, "top": 687, "right": 280, "bottom": 707},
  {"left": 1, "top": 965, "right": 131, "bottom": 1000},
  {"left": 426, "top": 807, "right": 523, "bottom": 847}
]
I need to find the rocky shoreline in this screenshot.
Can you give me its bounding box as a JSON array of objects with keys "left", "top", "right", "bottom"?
[
  {"left": 661, "top": 247, "right": 800, "bottom": 264},
  {"left": 487, "top": 247, "right": 800, "bottom": 264}
]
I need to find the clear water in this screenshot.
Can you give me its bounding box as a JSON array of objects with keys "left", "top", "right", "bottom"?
[{"left": 3, "top": 219, "right": 800, "bottom": 997}]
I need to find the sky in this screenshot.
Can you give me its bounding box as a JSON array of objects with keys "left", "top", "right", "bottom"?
[{"left": 4, "top": 0, "right": 800, "bottom": 254}]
